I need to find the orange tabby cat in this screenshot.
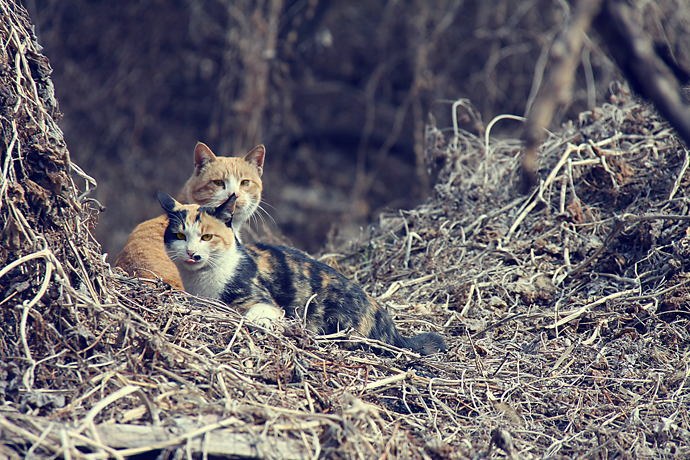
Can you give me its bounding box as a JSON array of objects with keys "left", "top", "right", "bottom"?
[{"left": 115, "top": 142, "right": 265, "bottom": 289}]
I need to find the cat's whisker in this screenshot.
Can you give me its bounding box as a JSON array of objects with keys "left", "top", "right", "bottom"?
[
  {"left": 207, "top": 256, "right": 223, "bottom": 271},
  {"left": 253, "top": 210, "right": 265, "bottom": 229},
  {"left": 260, "top": 199, "right": 277, "bottom": 211},
  {"left": 247, "top": 206, "right": 266, "bottom": 230},
  {"left": 246, "top": 210, "right": 258, "bottom": 229},
  {"left": 257, "top": 204, "right": 277, "bottom": 227}
]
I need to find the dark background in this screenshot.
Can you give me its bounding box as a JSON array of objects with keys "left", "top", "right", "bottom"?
[{"left": 25, "top": 0, "right": 689, "bottom": 257}]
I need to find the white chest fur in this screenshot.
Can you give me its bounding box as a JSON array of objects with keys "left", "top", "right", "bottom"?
[{"left": 178, "top": 248, "right": 242, "bottom": 299}]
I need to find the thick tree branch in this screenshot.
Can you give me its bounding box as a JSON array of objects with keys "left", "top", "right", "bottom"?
[
  {"left": 520, "top": 0, "right": 604, "bottom": 192},
  {"left": 595, "top": 0, "right": 690, "bottom": 145}
]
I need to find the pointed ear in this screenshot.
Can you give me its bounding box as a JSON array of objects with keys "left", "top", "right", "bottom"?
[
  {"left": 158, "top": 191, "right": 179, "bottom": 215},
  {"left": 244, "top": 144, "right": 265, "bottom": 177},
  {"left": 209, "top": 193, "right": 237, "bottom": 227},
  {"left": 194, "top": 142, "right": 217, "bottom": 170}
]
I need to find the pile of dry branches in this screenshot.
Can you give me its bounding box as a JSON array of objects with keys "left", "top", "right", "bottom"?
[
  {"left": 1, "top": 1, "right": 690, "bottom": 459},
  {"left": 330, "top": 90, "right": 690, "bottom": 457}
]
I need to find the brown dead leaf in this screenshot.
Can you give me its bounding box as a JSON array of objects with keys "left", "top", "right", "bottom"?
[{"left": 567, "top": 198, "right": 586, "bottom": 224}]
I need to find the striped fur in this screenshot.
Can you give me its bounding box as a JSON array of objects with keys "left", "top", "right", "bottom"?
[{"left": 159, "top": 192, "right": 446, "bottom": 355}]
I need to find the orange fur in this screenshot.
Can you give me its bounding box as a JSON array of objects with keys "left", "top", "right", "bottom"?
[{"left": 115, "top": 143, "right": 265, "bottom": 289}]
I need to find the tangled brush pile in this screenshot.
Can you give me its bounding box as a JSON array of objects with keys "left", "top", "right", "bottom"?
[{"left": 1, "top": 2, "right": 690, "bottom": 459}]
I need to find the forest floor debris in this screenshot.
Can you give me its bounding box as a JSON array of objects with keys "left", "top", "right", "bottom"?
[{"left": 1, "top": 2, "right": 690, "bottom": 459}]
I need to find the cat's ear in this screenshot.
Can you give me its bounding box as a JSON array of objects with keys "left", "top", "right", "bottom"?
[
  {"left": 244, "top": 145, "right": 265, "bottom": 177},
  {"left": 158, "top": 191, "right": 179, "bottom": 214},
  {"left": 194, "top": 142, "right": 217, "bottom": 170},
  {"left": 210, "top": 193, "right": 237, "bottom": 227}
]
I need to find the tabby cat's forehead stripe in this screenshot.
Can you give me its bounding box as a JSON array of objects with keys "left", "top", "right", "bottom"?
[{"left": 173, "top": 209, "right": 188, "bottom": 226}]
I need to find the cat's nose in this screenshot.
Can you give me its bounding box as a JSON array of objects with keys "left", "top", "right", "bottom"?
[{"left": 186, "top": 250, "right": 201, "bottom": 261}]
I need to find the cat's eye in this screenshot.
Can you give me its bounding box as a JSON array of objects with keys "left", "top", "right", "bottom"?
[
  {"left": 201, "top": 234, "right": 212, "bottom": 241},
  {"left": 240, "top": 179, "right": 250, "bottom": 187},
  {"left": 175, "top": 232, "right": 186, "bottom": 240},
  {"left": 213, "top": 180, "right": 223, "bottom": 187}
]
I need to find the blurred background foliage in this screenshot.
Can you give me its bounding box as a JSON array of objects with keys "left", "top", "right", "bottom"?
[{"left": 25, "top": 0, "right": 690, "bottom": 256}]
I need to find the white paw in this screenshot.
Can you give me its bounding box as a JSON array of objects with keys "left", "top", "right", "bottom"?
[
  {"left": 251, "top": 316, "right": 276, "bottom": 329},
  {"left": 245, "top": 303, "right": 283, "bottom": 328}
]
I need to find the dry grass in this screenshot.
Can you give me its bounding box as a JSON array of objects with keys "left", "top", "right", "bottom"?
[
  {"left": 2, "top": 1, "right": 690, "bottom": 459},
  {"left": 329, "top": 91, "right": 690, "bottom": 458}
]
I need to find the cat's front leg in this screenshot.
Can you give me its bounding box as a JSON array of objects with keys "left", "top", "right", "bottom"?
[{"left": 245, "top": 302, "right": 284, "bottom": 328}]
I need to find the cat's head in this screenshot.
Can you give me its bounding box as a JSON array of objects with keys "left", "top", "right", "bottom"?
[
  {"left": 178, "top": 142, "right": 265, "bottom": 229},
  {"left": 158, "top": 191, "right": 237, "bottom": 272}
]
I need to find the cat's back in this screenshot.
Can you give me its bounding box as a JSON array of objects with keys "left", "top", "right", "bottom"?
[
  {"left": 115, "top": 215, "right": 184, "bottom": 289},
  {"left": 242, "top": 242, "right": 371, "bottom": 314},
  {"left": 121, "top": 214, "right": 168, "bottom": 241},
  {"left": 245, "top": 243, "right": 345, "bottom": 284},
  {"left": 237, "top": 241, "right": 446, "bottom": 355}
]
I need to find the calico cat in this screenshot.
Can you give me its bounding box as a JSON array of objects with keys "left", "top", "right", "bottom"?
[
  {"left": 157, "top": 192, "right": 446, "bottom": 355},
  {"left": 115, "top": 143, "right": 265, "bottom": 289}
]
